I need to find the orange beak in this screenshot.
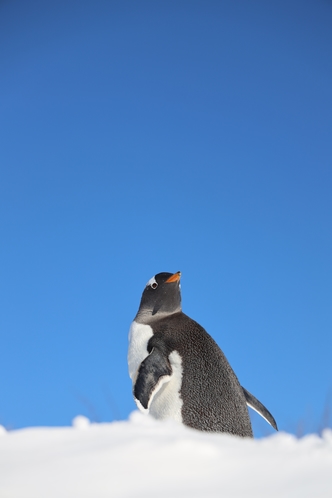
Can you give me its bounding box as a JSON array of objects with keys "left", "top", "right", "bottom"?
[{"left": 165, "top": 271, "right": 181, "bottom": 283}]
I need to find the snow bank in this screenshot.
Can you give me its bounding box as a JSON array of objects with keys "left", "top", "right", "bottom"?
[{"left": 0, "top": 411, "right": 331, "bottom": 498}]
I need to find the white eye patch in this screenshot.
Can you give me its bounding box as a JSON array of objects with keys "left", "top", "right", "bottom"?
[{"left": 146, "top": 275, "right": 157, "bottom": 287}]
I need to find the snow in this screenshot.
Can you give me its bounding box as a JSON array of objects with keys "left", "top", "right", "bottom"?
[{"left": 0, "top": 412, "right": 331, "bottom": 498}]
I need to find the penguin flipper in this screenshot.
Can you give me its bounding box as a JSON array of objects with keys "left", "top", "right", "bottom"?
[
  {"left": 242, "top": 387, "right": 278, "bottom": 431},
  {"left": 134, "top": 348, "right": 172, "bottom": 411}
]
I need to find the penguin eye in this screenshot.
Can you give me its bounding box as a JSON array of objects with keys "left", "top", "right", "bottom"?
[{"left": 151, "top": 282, "right": 158, "bottom": 289}]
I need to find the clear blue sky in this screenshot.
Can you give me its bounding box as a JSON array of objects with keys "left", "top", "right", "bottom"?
[{"left": 1, "top": 0, "right": 331, "bottom": 436}]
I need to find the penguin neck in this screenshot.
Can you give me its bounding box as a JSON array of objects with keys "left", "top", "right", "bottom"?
[{"left": 135, "top": 307, "right": 181, "bottom": 325}]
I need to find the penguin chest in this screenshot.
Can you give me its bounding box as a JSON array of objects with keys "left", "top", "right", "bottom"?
[{"left": 128, "top": 321, "right": 153, "bottom": 382}]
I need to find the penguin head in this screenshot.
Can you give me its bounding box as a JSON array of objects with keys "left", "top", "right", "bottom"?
[{"left": 135, "top": 271, "right": 182, "bottom": 323}]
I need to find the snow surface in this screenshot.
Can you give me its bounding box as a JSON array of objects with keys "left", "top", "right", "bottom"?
[{"left": 0, "top": 412, "right": 331, "bottom": 498}]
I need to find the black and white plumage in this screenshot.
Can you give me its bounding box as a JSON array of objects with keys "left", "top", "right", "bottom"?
[{"left": 128, "top": 271, "right": 277, "bottom": 437}]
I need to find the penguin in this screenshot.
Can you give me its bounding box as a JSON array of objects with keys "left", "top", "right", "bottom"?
[{"left": 128, "top": 271, "right": 278, "bottom": 437}]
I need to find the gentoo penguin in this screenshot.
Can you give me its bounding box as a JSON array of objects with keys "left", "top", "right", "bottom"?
[{"left": 128, "top": 271, "right": 278, "bottom": 437}]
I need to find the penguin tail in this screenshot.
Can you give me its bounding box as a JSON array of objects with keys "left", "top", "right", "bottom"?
[{"left": 242, "top": 387, "right": 278, "bottom": 431}]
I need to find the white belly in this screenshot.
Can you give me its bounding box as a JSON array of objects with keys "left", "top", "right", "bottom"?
[
  {"left": 149, "top": 350, "right": 183, "bottom": 423},
  {"left": 128, "top": 321, "right": 183, "bottom": 423}
]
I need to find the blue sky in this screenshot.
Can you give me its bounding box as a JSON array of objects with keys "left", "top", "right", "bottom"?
[{"left": 1, "top": 0, "right": 331, "bottom": 436}]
